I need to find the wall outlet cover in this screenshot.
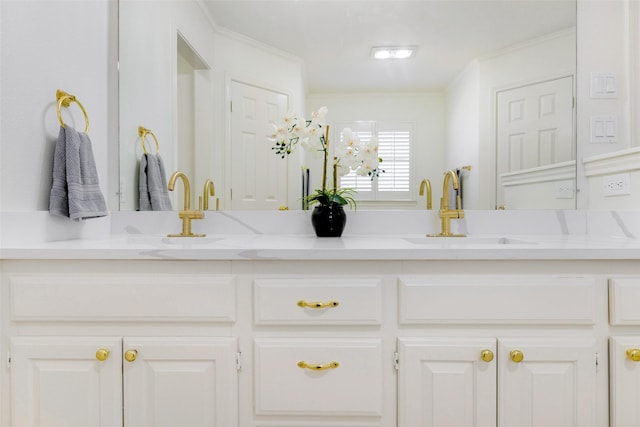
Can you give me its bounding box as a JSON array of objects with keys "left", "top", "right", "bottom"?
[{"left": 603, "top": 173, "right": 630, "bottom": 197}]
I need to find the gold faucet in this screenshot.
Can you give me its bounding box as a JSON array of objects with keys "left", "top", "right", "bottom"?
[
  {"left": 419, "top": 179, "right": 432, "bottom": 210},
  {"left": 167, "top": 171, "right": 205, "bottom": 237},
  {"left": 428, "top": 170, "right": 465, "bottom": 237},
  {"left": 202, "top": 179, "right": 216, "bottom": 211}
]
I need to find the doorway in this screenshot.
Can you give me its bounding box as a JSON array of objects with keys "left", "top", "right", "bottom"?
[{"left": 229, "top": 81, "right": 289, "bottom": 210}]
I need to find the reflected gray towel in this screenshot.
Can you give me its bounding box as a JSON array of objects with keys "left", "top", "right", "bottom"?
[
  {"left": 138, "top": 153, "right": 172, "bottom": 211},
  {"left": 49, "top": 126, "right": 108, "bottom": 220}
]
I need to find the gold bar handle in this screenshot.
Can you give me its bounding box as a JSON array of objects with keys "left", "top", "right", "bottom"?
[
  {"left": 297, "top": 361, "right": 339, "bottom": 371},
  {"left": 297, "top": 300, "right": 339, "bottom": 309}
]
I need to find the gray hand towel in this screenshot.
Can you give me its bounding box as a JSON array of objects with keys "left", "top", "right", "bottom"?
[
  {"left": 138, "top": 154, "right": 152, "bottom": 211},
  {"left": 138, "top": 153, "right": 172, "bottom": 211},
  {"left": 49, "top": 126, "right": 108, "bottom": 220}
]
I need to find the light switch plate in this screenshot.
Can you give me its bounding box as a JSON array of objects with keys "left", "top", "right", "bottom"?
[
  {"left": 591, "top": 72, "right": 617, "bottom": 98},
  {"left": 590, "top": 115, "right": 617, "bottom": 143}
]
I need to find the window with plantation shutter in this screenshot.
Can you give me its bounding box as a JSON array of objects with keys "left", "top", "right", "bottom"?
[{"left": 337, "top": 121, "right": 413, "bottom": 202}]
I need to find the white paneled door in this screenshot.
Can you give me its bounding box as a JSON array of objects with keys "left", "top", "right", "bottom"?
[
  {"left": 609, "top": 336, "right": 640, "bottom": 427},
  {"left": 11, "top": 337, "right": 123, "bottom": 427},
  {"left": 123, "top": 337, "right": 238, "bottom": 427},
  {"left": 496, "top": 75, "right": 574, "bottom": 208},
  {"left": 230, "top": 81, "right": 289, "bottom": 210},
  {"left": 498, "top": 337, "right": 596, "bottom": 427},
  {"left": 398, "top": 337, "right": 497, "bottom": 427}
]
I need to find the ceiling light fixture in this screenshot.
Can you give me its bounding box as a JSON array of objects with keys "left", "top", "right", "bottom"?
[{"left": 371, "top": 46, "right": 416, "bottom": 60}]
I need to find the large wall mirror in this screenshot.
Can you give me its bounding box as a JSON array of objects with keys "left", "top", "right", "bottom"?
[{"left": 119, "top": 0, "right": 577, "bottom": 211}]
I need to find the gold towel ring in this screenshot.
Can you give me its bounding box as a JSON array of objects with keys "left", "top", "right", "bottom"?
[
  {"left": 56, "top": 89, "right": 89, "bottom": 133},
  {"left": 138, "top": 126, "right": 160, "bottom": 155}
]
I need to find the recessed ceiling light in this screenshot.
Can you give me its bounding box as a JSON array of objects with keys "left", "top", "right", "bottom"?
[{"left": 371, "top": 46, "right": 416, "bottom": 60}]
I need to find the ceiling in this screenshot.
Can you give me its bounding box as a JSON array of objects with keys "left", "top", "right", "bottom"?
[{"left": 202, "top": 0, "right": 576, "bottom": 93}]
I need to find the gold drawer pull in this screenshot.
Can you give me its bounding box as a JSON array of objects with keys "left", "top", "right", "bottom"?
[
  {"left": 124, "top": 349, "right": 138, "bottom": 362},
  {"left": 297, "top": 360, "right": 339, "bottom": 371},
  {"left": 627, "top": 349, "right": 640, "bottom": 362},
  {"left": 480, "top": 349, "right": 494, "bottom": 362},
  {"left": 297, "top": 300, "right": 339, "bottom": 309},
  {"left": 510, "top": 350, "right": 524, "bottom": 363},
  {"left": 95, "top": 348, "right": 110, "bottom": 361}
]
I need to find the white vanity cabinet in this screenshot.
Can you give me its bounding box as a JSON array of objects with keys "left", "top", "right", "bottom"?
[
  {"left": 252, "top": 276, "right": 389, "bottom": 425},
  {"left": 608, "top": 277, "right": 640, "bottom": 427},
  {"left": 4, "top": 263, "right": 239, "bottom": 427},
  {"left": 397, "top": 275, "right": 599, "bottom": 427},
  {"left": 11, "top": 336, "right": 238, "bottom": 427}
]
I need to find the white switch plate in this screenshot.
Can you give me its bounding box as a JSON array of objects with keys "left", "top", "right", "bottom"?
[
  {"left": 590, "top": 72, "right": 617, "bottom": 98},
  {"left": 603, "top": 173, "right": 630, "bottom": 196},
  {"left": 590, "top": 115, "right": 617, "bottom": 143}
]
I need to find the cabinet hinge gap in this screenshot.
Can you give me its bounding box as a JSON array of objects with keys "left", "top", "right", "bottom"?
[
  {"left": 394, "top": 351, "right": 399, "bottom": 371},
  {"left": 236, "top": 352, "right": 242, "bottom": 371},
  {"left": 7, "top": 352, "right": 11, "bottom": 369}
]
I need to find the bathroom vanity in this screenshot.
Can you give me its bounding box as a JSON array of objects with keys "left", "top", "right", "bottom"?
[{"left": 2, "top": 210, "right": 640, "bottom": 427}]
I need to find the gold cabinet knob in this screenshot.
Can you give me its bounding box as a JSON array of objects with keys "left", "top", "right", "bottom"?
[
  {"left": 95, "top": 348, "right": 110, "bottom": 361},
  {"left": 297, "top": 300, "right": 339, "bottom": 309},
  {"left": 297, "top": 360, "right": 339, "bottom": 371},
  {"left": 480, "top": 349, "right": 494, "bottom": 362},
  {"left": 510, "top": 350, "right": 524, "bottom": 363},
  {"left": 124, "top": 349, "right": 138, "bottom": 362},
  {"left": 627, "top": 348, "right": 640, "bottom": 362}
]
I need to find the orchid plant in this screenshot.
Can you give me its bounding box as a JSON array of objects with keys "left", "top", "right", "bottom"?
[{"left": 268, "top": 107, "right": 383, "bottom": 208}]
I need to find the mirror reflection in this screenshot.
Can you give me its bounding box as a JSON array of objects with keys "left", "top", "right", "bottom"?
[{"left": 119, "top": 0, "right": 576, "bottom": 211}]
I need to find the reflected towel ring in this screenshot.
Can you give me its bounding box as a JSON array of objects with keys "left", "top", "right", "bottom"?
[
  {"left": 56, "top": 89, "right": 89, "bottom": 133},
  {"left": 138, "top": 126, "right": 160, "bottom": 155}
]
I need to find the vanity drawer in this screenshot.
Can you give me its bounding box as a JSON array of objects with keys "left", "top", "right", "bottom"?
[
  {"left": 399, "top": 275, "right": 596, "bottom": 325},
  {"left": 10, "top": 273, "right": 236, "bottom": 322},
  {"left": 253, "top": 338, "right": 383, "bottom": 416},
  {"left": 609, "top": 277, "right": 640, "bottom": 325},
  {"left": 253, "top": 277, "right": 382, "bottom": 325}
]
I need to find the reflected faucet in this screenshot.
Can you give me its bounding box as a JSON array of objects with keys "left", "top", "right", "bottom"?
[
  {"left": 202, "top": 179, "right": 216, "bottom": 211},
  {"left": 419, "top": 179, "right": 432, "bottom": 210},
  {"left": 167, "top": 171, "right": 205, "bottom": 237},
  {"left": 428, "top": 170, "right": 465, "bottom": 237}
]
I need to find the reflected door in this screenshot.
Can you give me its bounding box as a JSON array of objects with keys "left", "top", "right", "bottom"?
[
  {"left": 496, "top": 76, "right": 574, "bottom": 209},
  {"left": 230, "top": 81, "right": 289, "bottom": 210}
]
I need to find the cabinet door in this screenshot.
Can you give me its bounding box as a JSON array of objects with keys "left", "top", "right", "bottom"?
[
  {"left": 610, "top": 336, "right": 640, "bottom": 427},
  {"left": 498, "top": 337, "right": 596, "bottom": 427},
  {"left": 397, "top": 337, "right": 497, "bottom": 427},
  {"left": 123, "top": 337, "right": 238, "bottom": 427},
  {"left": 11, "top": 336, "right": 122, "bottom": 427}
]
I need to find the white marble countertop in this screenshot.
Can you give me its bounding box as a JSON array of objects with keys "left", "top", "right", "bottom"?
[
  {"left": 2, "top": 233, "right": 639, "bottom": 261},
  {"left": 2, "top": 210, "right": 640, "bottom": 261}
]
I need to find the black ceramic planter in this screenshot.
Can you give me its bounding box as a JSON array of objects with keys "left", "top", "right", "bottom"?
[{"left": 311, "top": 204, "right": 347, "bottom": 237}]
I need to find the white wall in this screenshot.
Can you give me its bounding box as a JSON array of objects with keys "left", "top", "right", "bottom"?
[
  {"left": 0, "top": 0, "right": 117, "bottom": 238},
  {"left": 577, "top": 0, "right": 636, "bottom": 209},
  {"left": 445, "top": 60, "right": 481, "bottom": 209},
  {"left": 1, "top": 0, "right": 115, "bottom": 211},
  {"left": 307, "top": 93, "right": 446, "bottom": 208}
]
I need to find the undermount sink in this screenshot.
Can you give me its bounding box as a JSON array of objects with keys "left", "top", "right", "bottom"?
[{"left": 404, "top": 236, "right": 536, "bottom": 245}]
